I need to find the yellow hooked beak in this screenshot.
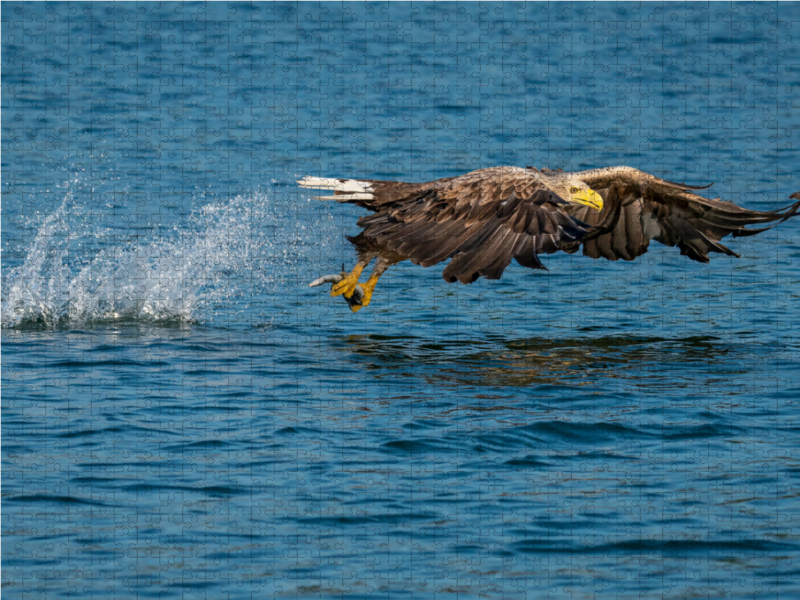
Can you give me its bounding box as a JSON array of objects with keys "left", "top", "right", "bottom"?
[{"left": 571, "top": 188, "right": 604, "bottom": 211}]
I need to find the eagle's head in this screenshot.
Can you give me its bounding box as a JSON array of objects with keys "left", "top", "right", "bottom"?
[
  {"left": 564, "top": 180, "right": 604, "bottom": 211},
  {"left": 569, "top": 182, "right": 603, "bottom": 210},
  {"left": 545, "top": 173, "right": 604, "bottom": 211}
]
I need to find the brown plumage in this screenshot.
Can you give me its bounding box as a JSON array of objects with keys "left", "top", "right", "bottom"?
[{"left": 300, "top": 167, "right": 800, "bottom": 310}]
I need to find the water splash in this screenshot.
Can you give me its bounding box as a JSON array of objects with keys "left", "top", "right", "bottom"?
[{"left": 2, "top": 189, "right": 290, "bottom": 329}]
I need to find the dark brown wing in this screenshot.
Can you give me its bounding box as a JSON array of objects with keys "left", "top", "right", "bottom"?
[
  {"left": 567, "top": 169, "right": 800, "bottom": 263},
  {"left": 356, "top": 167, "right": 591, "bottom": 283}
]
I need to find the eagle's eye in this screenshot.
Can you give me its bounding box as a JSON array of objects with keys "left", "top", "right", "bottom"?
[{"left": 570, "top": 187, "right": 580, "bottom": 193}]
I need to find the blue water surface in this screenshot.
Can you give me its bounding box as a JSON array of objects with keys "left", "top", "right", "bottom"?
[{"left": 3, "top": 2, "right": 800, "bottom": 598}]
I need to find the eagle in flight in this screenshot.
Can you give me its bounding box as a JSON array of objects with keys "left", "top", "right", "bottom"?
[{"left": 299, "top": 166, "right": 800, "bottom": 312}]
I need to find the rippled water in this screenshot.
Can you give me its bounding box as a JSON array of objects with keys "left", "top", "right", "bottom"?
[{"left": 4, "top": 3, "right": 800, "bottom": 599}]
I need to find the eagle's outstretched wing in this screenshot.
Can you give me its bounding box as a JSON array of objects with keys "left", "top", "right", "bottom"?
[
  {"left": 355, "top": 167, "right": 591, "bottom": 283},
  {"left": 566, "top": 167, "right": 800, "bottom": 263}
]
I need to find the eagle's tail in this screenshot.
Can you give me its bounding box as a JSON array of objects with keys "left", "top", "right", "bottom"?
[{"left": 297, "top": 176, "right": 376, "bottom": 202}]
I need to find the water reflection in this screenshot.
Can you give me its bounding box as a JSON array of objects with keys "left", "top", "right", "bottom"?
[{"left": 339, "top": 333, "right": 754, "bottom": 390}]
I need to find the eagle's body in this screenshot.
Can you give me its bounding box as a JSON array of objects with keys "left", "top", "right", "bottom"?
[{"left": 300, "top": 166, "right": 800, "bottom": 311}]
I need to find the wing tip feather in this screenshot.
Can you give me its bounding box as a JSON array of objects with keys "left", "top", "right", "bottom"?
[{"left": 666, "top": 179, "right": 714, "bottom": 191}]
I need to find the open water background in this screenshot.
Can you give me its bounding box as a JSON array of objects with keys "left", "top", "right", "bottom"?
[{"left": 3, "top": 2, "right": 800, "bottom": 598}]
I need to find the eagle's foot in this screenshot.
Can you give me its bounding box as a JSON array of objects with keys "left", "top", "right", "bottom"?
[
  {"left": 330, "top": 263, "right": 365, "bottom": 298},
  {"left": 349, "top": 277, "right": 377, "bottom": 313}
]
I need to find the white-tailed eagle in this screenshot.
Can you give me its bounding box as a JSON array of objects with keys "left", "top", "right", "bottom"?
[{"left": 299, "top": 166, "right": 800, "bottom": 312}]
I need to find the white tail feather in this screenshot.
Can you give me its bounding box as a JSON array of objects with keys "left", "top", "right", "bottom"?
[
  {"left": 297, "top": 176, "right": 373, "bottom": 194},
  {"left": 310, "top": 193, "right": 373, "bottom": 201},
  {"left": 298, "top": 176, "right": 375, "bottom": 201}
]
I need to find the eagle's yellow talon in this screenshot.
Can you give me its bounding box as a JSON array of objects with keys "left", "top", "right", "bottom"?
[
  {"left": 353, "top": 277, "right": 378, "bottom": 310},
  {"left": 330, "top": 274, "right": 357, "bottom": 297},
  {"left": 330, "top": 264, "right": 365, "bottom": 298}
]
